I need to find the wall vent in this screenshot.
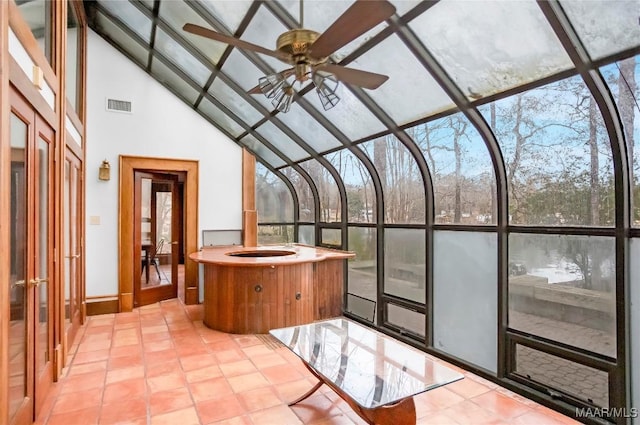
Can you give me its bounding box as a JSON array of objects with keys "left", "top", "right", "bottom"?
[{"left": 106, "top": 98, "right": 133, "bottom": 114}]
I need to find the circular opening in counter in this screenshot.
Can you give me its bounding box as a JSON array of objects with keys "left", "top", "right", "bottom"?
[{"left": 226, "top": 250, "right": 296, "bottom": 258}]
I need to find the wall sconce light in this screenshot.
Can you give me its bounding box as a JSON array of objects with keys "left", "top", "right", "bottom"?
[{"left": 98, "top": 159, "right": 111, "bottom": 181}]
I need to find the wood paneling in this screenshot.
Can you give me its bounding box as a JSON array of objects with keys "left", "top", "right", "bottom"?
[
  {"left": 203, "top": 263, "right": 314, "bottom": 334},
  {"left": 314, "top": 259, "right": 345, "bottom": 320},
  {"left": 119, "top": 156, "right": 199, "bottom": 311}
]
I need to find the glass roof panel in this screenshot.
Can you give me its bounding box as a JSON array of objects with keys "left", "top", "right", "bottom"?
[
  {"left": 154, "top": 28, "right": 212, "bottom": 86},
  {"left": 240, "top": 134, "right": 286, "bottom": 168},
  {"left": 350, "top": 34, "right": 454, "bottom": 125},
  {"left": 98, "top": 0, "right": 152, "bottom": 43},
  {"left": 480, "top": 75, "right": 614, "bottom": 226},
  {"left": 237, "top": 4, "right": 288, "bottom": 71},
  {"left": 199, "top": 0, "right": 253, "bottom": 34},
  {"left": 409, "top": 0, "right": 573, "bottom": 100},
  {"left": 299, "top": 159, "right": 342, "bottom": 222},
  {"left": 408, "top": 113, "right": 496, "bottom": 225},
  {"left": 150, "top": 57, "right": 200, "bottom": 104},
  {"left": 277, "top": 0, "right": 390, "bottom": 61},
  {"left": 360, "top": 136, "right": 425, "bottom": 224},
  {"left": 303, "top": 85, "right": 385, "bottom": 141},
  {"left": 325, "top": 150, "right": 376, "bottom": 223},
  {"left": 95, "top": 12, "right": 149, "bottom": 67},
  {"left": 281, "top": 167, "right": 315, "bottom": 221},
  {"left": 222, "top": 49, "right": 274, "bottom": 111},
  {"left": 255, "top": 121, "right": 311, "bottom": 161},
  {"left": 208, "top": 77, "right": 263, "bottom": 126},
  {"left": 158, "top": 0, "right": 227, "bottom": 65},
  {"left": 560, "top": 0, "right": 640, "bottom": 60},
  {"left": 389, "top": 1, "right": 424, "bottom": 17},
  {"left": 198, "top": 98, "right": 245, "bottom": 137},
  {"left": 275, "top": 102, "right": 342, "bottom": 153}
]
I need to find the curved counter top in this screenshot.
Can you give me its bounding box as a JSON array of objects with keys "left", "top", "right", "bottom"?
[
  {"left": 188, "top": 244, "right": 354, "bottom": 266},
  {"left": 190, "top": 244, "right": 355, "bottom": 334}
]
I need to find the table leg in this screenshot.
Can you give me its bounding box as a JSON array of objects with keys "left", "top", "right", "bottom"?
[
  {"left": 293, "top": 361, "right": 417, "bottom": 425},
  {"left": 288, "top": 380, "right": 324, "bottom": 406}
]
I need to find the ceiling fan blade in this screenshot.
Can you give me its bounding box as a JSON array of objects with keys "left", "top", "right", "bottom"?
[
  {"left": 183, "top": 23, "right": 290, "bottom": 62},
  {"left": 248, "top": 84, "right": 262, "bottom": 95},
  {"left": 308, "top": 0, "right": 396, "bottom": 59},
  {"left": 316, "top": 63, "right": 388, "bottom": 90}
]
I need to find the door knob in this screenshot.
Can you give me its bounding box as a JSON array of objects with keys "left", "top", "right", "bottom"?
[
  {"left": 13, "top": 280, "right": 25, "bottom": 288},
  {"left": 29, "top": 277, "right": 49, "bottom": 287}
]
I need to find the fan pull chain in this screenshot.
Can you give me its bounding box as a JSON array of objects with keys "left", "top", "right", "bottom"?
[{"left": 300, "top": 0, "right": 304, "bottom": 28}]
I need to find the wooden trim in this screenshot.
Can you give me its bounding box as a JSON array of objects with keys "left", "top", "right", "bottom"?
[
  {"left": 8, "top": 0, "right": 58, "bottom": 94},
  {"left": 242, "top": 149, "right": 257, "bottom": 247},
  {"left": 86, "top": 296, "right": 119, "bottom": 316},
  {"left": 65, "top": 98, "right": 83, "bottom": 135},
  {"left": 242, "top": 148, "right": 256, "bottom": 211},
  {"left": 119, "top": 156, "right": 199, "bottom": 310},
  {"left": 1, "top": 1, "right": 11, "bottom": 421},
  {"left": 9, "top": 59, "right": 57, "bottom": 129},
  {"left": 243, "top": 210, "right": 258, "bottom": 247}
]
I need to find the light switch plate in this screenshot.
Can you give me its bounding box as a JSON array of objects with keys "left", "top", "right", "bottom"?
[{"left": 89, "top": 215, "right": 100, "bottom": 225}]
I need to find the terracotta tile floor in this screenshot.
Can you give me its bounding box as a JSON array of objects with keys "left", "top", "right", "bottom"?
[{"left": 35, "top": 299, "right": 580, "bottom": 425}]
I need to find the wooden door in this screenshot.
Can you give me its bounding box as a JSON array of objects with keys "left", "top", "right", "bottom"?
[
  {"left": 63, "top": 150, "right": 82, "bottom": 351},
  {"left": 9, "top": 88, "right": 54, "bottom": 425},
  {"left": 133, "top": 171, "right": 179, "bottom": 306}
]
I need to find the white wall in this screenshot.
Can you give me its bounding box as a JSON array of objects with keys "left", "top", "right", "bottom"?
[{"left": 85, "top": 30, "right": 242, "bottom": 297}]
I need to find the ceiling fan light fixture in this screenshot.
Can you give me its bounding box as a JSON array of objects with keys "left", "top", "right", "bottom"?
[
  {"left": 259, "top": 73, "right": 286, "bottom": 99},
  {"left": 313, "top": 72, "right": 340, "bottom": 111},
  {"left": 271, "top": 84, "right": 294, "bottom": 113}
]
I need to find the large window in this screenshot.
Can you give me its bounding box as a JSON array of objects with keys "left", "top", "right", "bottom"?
[
  {"left": 256, "top": 164, "right": 294, "bottom": 244},
  {"left": 482, "top": 76, "right": 615, "bottom": 226},
  {"left": 325, "top": 150, "right": 375, "bottom": 224},
  {"left": 410, "top": 113, "right": 496, "bottom": 225},
  {"left": 299, "top": 159, "right": 341, "bottom": 223}
]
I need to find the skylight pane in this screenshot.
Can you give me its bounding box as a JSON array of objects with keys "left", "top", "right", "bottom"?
[
  {"left": 350, "top": 34, "right": 454, "bottom": 125},
  {"left": 303, "top": 86, "right": 385, "bottom": 141},
  {"left": 95, "top": 12, "right": 149, "bottom": 67},
  {"left": 150, "top": 57, "right": 200, "bottom": 104},
  {"left": 277, "top": 0, "right": 390, "bottom": 61},
  {"left": 560, "top": 0, "right": 640, "bottom": 60},
  {"left": 222, "top": 49, "right": 274, "bottom": 111},
  {"left": 276, "top": 102, "right": 342, "bottom": 153},
  {"left": 198, "top": 98, "right": 245, "bottom": 137},
  {"left": 199, "top": 0, "right": 253, "bottom": 33},
  {"left": 238, "top": 5, "right": 288, "bottom": 71},
  {"left": 241, "top": 134, "right": 286, "bottom": 167},
  {"left": 410, "top": 0, "right": 573, "bottom": 100},
  {"left": 255, "top": 121, "right": 310, "bottom": 161},
  {"left": 159, "top": 0, "right": 226, "bottom": 65},
  {"left": 154, "top": 28, "right": 212, "bottom": 86},
  {"left": 98, "top": 0, "right": 152, "bottom": 42},
  {"left": 208, "top": 78, "right": 263, "bottom": 126}
]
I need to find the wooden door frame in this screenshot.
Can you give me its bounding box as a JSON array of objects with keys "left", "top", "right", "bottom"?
[{"left": 119, "top": 156, "right": 199, "bottom": 311}]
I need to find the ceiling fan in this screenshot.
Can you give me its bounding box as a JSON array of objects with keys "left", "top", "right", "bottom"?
[{"left": 183, "top": 0, "right": 396, "bottom": 112}]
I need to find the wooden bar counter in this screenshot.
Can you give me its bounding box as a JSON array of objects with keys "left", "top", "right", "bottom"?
[{"left": 189, "top": 245, "right": 355, "bottom": 334}]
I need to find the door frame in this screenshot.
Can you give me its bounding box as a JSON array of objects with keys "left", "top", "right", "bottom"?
[{"left": 118, "top": 156, "right": 199, "bottom": 311}]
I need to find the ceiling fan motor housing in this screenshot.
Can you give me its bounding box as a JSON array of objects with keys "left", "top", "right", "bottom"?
[{"left": 276, "top": 29, "right": 323, "bottom": 62}]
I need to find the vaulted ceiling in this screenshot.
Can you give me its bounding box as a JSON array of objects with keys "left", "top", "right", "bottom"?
[{"left": 84, "top": 0, "right": 639, "bottom": 173}]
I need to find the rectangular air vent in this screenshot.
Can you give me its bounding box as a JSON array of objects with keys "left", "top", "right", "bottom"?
[{"left": 106, "top": 98, "right": 132, "bottom": 114}]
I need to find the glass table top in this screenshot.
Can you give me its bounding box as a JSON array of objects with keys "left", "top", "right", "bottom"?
[{"left": 270, "top": 318, "right": 464, "bottom": 409}]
